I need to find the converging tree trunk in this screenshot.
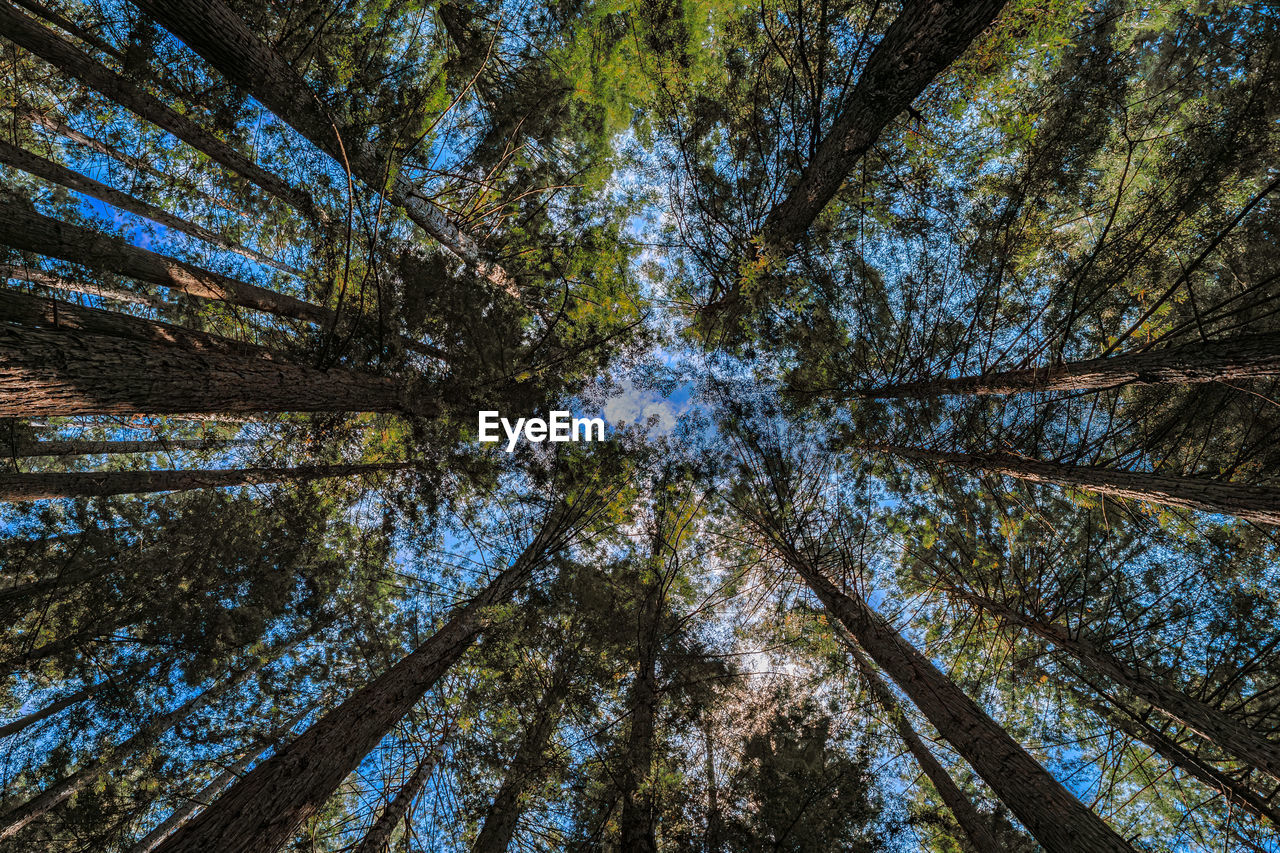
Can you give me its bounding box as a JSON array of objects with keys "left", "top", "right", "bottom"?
[
  {"left": 2, "top": 263, "right": 165, "bottom": 307},
  {"left": 861, "top": 334, "right": 1280, "bottom": 397},
  {"left": 882, "top": 446, "right": 1280, "bottom": 526},
  {"left": 0, "top": 674, "right": 112, "bottom": 739},
  {"left": 352, "top": 751, "right": 439, "bottom": 853},
  {"left": 619, "top": 565, "right": 662, "bottom": 852},
  {"left": 0, "top": 290, "right": 419, "bottom": 418},
  {"left": 130, "top": 0, "right": 518, "bottom": 296},
  {"left": 0, "top": 3, "right": 324, "bottom": 220},
  {"left": 152, "top": 506, "right": 583, "bottom": 853},
  {"left": 0, "top": 139, "right": 303, "bottom": 276},
  {"left": 7, "top": 439, "right": 250, "bottom": 457},
  {"left": 949, "top": 587, "right": 1280, "bottom": 785}
]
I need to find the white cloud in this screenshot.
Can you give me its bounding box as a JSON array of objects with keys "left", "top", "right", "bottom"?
[{"left": 603, "top": 382, "right": 684, "bottom": 434}]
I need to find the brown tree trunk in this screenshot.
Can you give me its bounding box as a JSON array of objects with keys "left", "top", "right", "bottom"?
[
  {"left": 0, "top": 139, "right": 303, "bottom": 276},
  {"left": 759, "top": 1, "right": 1007, "bottom": 249},
  {"left": 840, "top": 629, "right": 1008, "bottom": 853},
  {"left": 3, "top": 263, "right": 166, "bottom": 307},
  {"left": 0, "top": 677, "right": 106, "bottom": 739},
  {"left": 353, "top": 751, "right": 439, "bottom": 853},
  {"left": 862, "top": 334, "right": 1280, "bottom": 397},
  {"left": 882, "top": 446, "right": 1280, "bottom": 526},
  {"left": 7, "top": 439, "right": 250, "bottom": 457},
  {"left": 0, "top": 462, "right": 411, "bottom": 502},
  {"left": 0, "top": 3, "right": 323, "bottom": 220},
  {"left": 703, "top": 717, "right": 720, "bottom": 853},
  {"left": 770, "top": 542, "right": 1136, "bottom": 852},
  {"left": 619, "top": 572, "right": 661, "bottom": 853},
  {"left": 0, "top": 290, "right": 416, "bottom": 418},
  {"left": 0, "top": 660, "right": 259, "bottom": 840},
  {"left": 471, "top": 652, "right": 576, "bottom": 853},
  {"left": 0, "top": 200, "right": 331, "bottom": 324},
  {"left": 152, "top": 510, "right": 575, "bottom": 853},
  {"left": 130, "top": 0, "right": 517, "bottom": 296},
  {"left": 951, "top": 587, "right": 1280, "bottom": 785}
]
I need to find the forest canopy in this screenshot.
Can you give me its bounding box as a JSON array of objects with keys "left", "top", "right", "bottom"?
[{"left": 2, "top": 0, "right": 1279, "bottom": 851}]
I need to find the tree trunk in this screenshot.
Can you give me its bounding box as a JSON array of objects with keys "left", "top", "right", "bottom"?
[
  {"left": 838, "top": 627, "right": 1007, "bottom": 853},
  {"left": 759, "top": 1, "right": 1007, "bottom": 249},
  {"left": 0, "top": 200, "right": 332, "bottom": 324},
  {"left": 152, "top": 510, "right": 573, "bottom": 853},
  {"left": 951, "top": 587, "right": 1280, "bottom": 786},
  {"left": 703, "top": 717, "right": 720, "bottom": 853},
  {"left": 0, "top": 3, "right": 323, "bottom": 220},
  {"left": 7, "top": 439, "right": 250, "bottom": 457},
  {"left": 0, "top": 139, "right": 303, "bottom": 276},
  {"left": 0, "top": 462, "right": 411, "bottom": 502},
  {"left": 471, "top": 652, "right": 576, "bottom": 853},
  {"left": 0, "top": 660, "right": 259, "bottom": 840},
  {"left": 0, "top": 290, "right": 415, "bottom": 418},
  {"left": 130, "top": 0, "right": 518, "bottom": 296},
  {"left": 353, "top": 751, "right": 439, "bottom": 853},
  {"left": 129, "top": 707, "right": 313, "bottom": 853},
  {"left": 0, "top": 677, "right": 106, "bottom": 739},
  {"left": 619, "top": 573, "right": 661, "bottom": 853},
  {"left": 883, "top": 446, "right": 1280, "bottom": 526},
  {"left": 2, "top": 263, "right": 165, "bottom": 307},
  {"left": 862, "top": 334, "right": 1280, "bottom": 397},
  {"left": 771, "top": 542, "right": 1136, "bottom": 852}
]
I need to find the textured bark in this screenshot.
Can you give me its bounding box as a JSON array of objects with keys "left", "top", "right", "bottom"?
[
  {"left": 759, "top": 1, "right": 1007, "bottom": 248},
  {"left": 0, "top": 3, "right": 323, "bottom": 219},
  {"left": 0, "top": 462, "right": 411, "bottom": 502},
  {"left": 862, "top": 334, "right": 1280, "bottom": 397},
  {"left": 0, "top": 662, "right": 258, "bottom": 840},
  {"left": 0, "top": 200, "right": 331, "bottom": 324},
  {"left": 2, "top": 263, "right": 165, "bottom": 306},
  {"left": 352, "top": 751, "right": 439, "bottom": 853},
  {"left": 128, "top": 708, "right": 312, "bottom": 853},
  {"left": 619, "top": 573, "right": 661, "bottom": 853},
  {"left": 153, "top": 514, "right": 569, "bottom": 853},
  {"left": 774, "top": 544, "right": 1136, "bottom": 852},
  {"left": 131, "top": 0, "right": 518, "bottom": 296},
  {"left": 954, "top": 589, "right": 1280, "bottom": 785},
  {"left": 840, "top": 629, "right": 1007, "bottom": 853},
  {"left": 0, "top": 290, "right": 414, "bottom": 418},
  {"left": 883, "top": 446, "right": 1280, "bottom": 526},
  {"left": 8, "top": 439, "right": 250, "bottom": 457},
  {"left": 0, "top": 139, "right": 303, "bottom": 276},
  {"left": 471, "top": 654, "right": 575, "bottom": 853}
]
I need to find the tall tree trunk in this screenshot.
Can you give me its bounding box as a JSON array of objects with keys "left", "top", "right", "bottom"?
[
  {"left": 861, "top": 334, "right": 1280, "bottom": 397},
  {"left": 7, "top": 438, "right": 250, "bottom": 457},
  {"left": 619, "top": 572, "right": 661, "bottom": 853},
  {"left": 0, "top": 660, "right": 260, "bottom": 840},
  {"left": 0, "top": 462, "right": 411, "bottom": 502},
  {"left": 2, "top": 263, "right": 165, "bottom": 307},
  {"left": 949, "top": 587, "right": 1280, "bottom": 785},
  {"left": 703, "top": 717, "right": 720, "bottom": 853},
  {"left": 0, "top": 139, "right": 303, "bottom": 276},
  {"left": 0, "top": 290, "right": 417, "bottom": 418},
  {"left": 353, "top": 751, "right": 439, "bottom": 853},
  {"left": 883, "top": 446, "right": 1280, "bottom": 526},
  {"left": 0, "top": 2, "right": 324, "bottom": 220},
  {"left": 0, "top": 200, "right": 331, "bottom": 324},
  {"left": 130, "top": 0, "right": 518, "bottom": 297},
  {"left": 766, "top": 540, "right": 1137, "bottom": 852},
  {"left": 839, "top": 628, "right": 1007, "bottom": 853},
  {"left": 152, "top": 508, "right": 578, "bottom": 853},
  {"left": 0, "top": 676, "right": 107, "bottom": 739},
  {"left": 472, "top": 651, "right": 576, "bottom": 853},
  {"left": 128, "top": 708, "right": 313, "bottom": 853},
  {"left": 758, "top": 1, "right": 1007, "bottom": 249}
]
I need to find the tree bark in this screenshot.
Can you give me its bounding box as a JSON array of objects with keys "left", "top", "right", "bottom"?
[
  {"left": 840, "top": 628, "right": 1008, "bottom": 853},
  {"left": 130, "top": 0, "right": 518, "bottom": 296},
  {"left": 759, "top": 1, "right": 1007, "bottom": 249},
  {"left": 0, "top": 139, "right": 303, "bottom": 276},
  {"left": 619, "top": 571, "right": 661, "bottom": 853},
  {"left": 882, "top": 446, "right": 1280, "bottom": 526},
  {"left": 769, "top": 542, "right": 1136, "bottom": 852},
  {"left": 353, "top": 751, "right": 439, "bottom": 853},
  {"left": 0, "top": 200, "right": 331, "bottom": 324},
  {"left": 0, "top": 677, "right": 105, "bottom": 739},
  {"left": 0, "top": 290, "right": 416, "bottom": 418},
  {"left": 152, "top": 510, "right": 574, "bottom": 853},
  {"left": 471, "top": 652, "right": 575, "bottom": 853},
  {"left": 0, "top": 462, "right": 411, "bottom": 502},
  {"left": 2, "top": 263, "right": 166, "bottom": 307},
  {"left": 7, "top": 439, "right": 250, "bottom": 457},
  {"left": 703, "top": 717, "right": 720, "bottom": 853},
  {"left": 861, "top": 334, "right": 1280, "bottom": 397},
  {"left": 0, "top": 660, "right": 259, "bottom": 840},
  {"left": 951, "top": 588, "right": 1280, "bottom": 786},
  {"left": 0, "top": 2, "right": 324, "bottom": 220}
]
